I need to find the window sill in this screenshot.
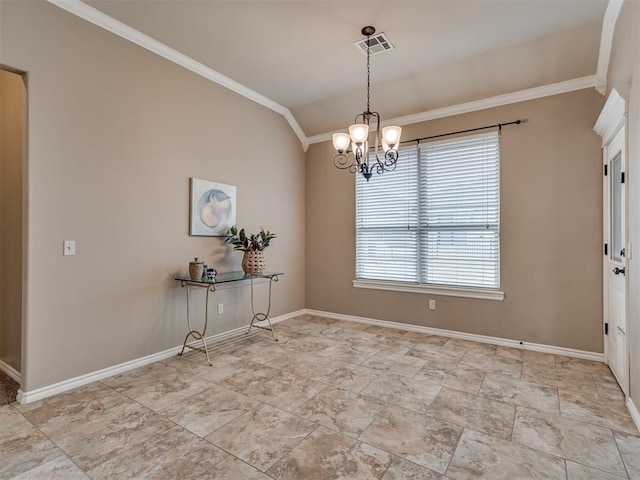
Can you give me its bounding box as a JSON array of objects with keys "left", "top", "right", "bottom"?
[{"left": 352, "top": 279, "right": 504, "bottom": 301}]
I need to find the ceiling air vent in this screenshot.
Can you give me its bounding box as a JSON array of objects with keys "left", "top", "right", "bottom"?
[{"left": 354, "top": 32, "right": 394, "bottom": 56}]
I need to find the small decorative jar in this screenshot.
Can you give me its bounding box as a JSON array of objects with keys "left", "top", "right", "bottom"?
[
  {"left": 206, "top": 268, "right": 217, "bottom": 280},
  {"left": 189, "top": 257, "right": 205, "bottom": 280}
]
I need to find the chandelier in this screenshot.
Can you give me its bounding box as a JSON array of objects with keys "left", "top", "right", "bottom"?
[{"left": 332, "top": 26, "right": 402, "bottom": 182}]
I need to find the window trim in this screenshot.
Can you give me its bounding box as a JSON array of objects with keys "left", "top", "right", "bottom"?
[{"left": 352, "top": 278, "right": 505, "bottom": 301}]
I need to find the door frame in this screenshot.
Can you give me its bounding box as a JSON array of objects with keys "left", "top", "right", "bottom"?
[
  {"left": 0, "top": 67, "right": 27, "bottom": 386},
  {"left": 595, "top": 88, "right": 629, "bottom": 394}
]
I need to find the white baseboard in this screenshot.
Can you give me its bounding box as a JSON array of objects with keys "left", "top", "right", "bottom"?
[
  {"left": 16, "top": 309, "right": 303, "bottom": 404},
  {"left": 16, "top": 306, "right": 605, "bottom": 405},
  {"left": 304, "top": 309, "right": 604, "bottom": 362},
  {"left": 627, "top": 397, "right": 640, "bottom": 433},
  {"left": 0, "top": 359, "right": 21, "bottom": 383}
]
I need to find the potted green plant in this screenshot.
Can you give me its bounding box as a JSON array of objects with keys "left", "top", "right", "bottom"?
[{"left": 226, "top": 226, "right": 276, "bottom": 275}]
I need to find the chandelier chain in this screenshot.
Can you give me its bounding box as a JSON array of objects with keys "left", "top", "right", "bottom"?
[{"left": 366, "top": 36, "right": 371, "bottom": 113}]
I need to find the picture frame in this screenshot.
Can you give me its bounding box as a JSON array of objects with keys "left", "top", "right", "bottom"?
[{"left": 189, "top": 178, "right": 237, "bottom": 236}]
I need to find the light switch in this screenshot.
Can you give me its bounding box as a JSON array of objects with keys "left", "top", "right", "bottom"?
[{"left": 63, "top": 240, "right": 76, "bottom": 256}]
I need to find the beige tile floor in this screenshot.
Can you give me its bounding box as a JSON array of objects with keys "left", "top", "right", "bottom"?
[{"left": 1, "top": 314, "right": 639, "bottom": 479}]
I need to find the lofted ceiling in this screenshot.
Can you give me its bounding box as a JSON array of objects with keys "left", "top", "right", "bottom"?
[{"left": 84, "top": 0, "right": 608, "bottom": 137}]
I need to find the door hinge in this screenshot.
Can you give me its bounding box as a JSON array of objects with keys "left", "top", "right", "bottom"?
[
  {"left": 604, "top": 243, "right": 608, "bottom": 255},
  {"left": 605, "top": 323, "right": 609, "bottom": 335},
  {"left": 604, "top": 164, "right": 608, "bottom": 176},
  {"left": 622, "top": 172, "right": 625, "bottom": 183}
]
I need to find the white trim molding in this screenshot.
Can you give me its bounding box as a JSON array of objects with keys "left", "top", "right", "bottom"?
[
  {"left": 15, "top": 307, "right": 609, "bottom": 404},
  {"left": 596, "top": 0, "right": 625, "bottom": 95},
  {"left": 307, "top": 76, "right": 597, "bottom": 145},
  {"left": 594, "top": 88, "right": 626, "bottom": 145},
  {"left": 16, "top": 309, "right": 303, "bottom": 404},
  {"left": 46, "top": 0, "right": 309, "bottom": 151},
  {"left": 45, "top": 0, "right": 610, "bottom": 153},
  {"left": 0, "top": 359, "right": 21, "bottom": 384},
  {"left": 628, "top": 397, "right": 640, "bottom": 432},
  {"left": 305, "top": 309, "right": 604, "bottom": 362},
  {"left": 353, "top": 279, "right": 504, "bottom": 301}
]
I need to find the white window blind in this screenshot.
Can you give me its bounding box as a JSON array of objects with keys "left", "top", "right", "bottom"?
[
  {"left": 356, "top": 147, "right": 419, "bottom": 282},
  {"left": 420, "top": 133, "right": 500, "bottom": 288},
  {"left": 355, "top": 132, "right": 500, "bottom": 290}
]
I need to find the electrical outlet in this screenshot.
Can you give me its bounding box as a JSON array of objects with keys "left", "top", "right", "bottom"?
[
  {"left": 217, "top": 303, "right": 224, "bottom": 315},
  {"left": 428, "top": 299, "right": 436, "bottom": 310}
]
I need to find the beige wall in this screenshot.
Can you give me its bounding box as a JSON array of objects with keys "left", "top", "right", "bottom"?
[
  {"left": 608, "top": 0, "right": 640, "bottom": 413},
  {"left": 306, "top": 88, "right": 604, "bottom": 352},
  {"left": 0, "top": 1, "right": 305, "bottom": 391},
  {"left": 0, "top": 69, "right": 24, "bottom": 373}
]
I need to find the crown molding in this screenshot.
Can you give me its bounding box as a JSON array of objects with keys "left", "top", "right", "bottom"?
[
  {"left": 307, "top": 75, "right": 597, "bottom": 145},
  {"left": 594, "top": 88, "right": 626, "bottom": 144},
  {"left": 47, "top": 0, "right": 607, "bottom": 154},
  {"left": 595, "top": 0, "right": 624, "bottom": 95},
  {"left": 46, "top": 0, "right": 310, "bottom": 151}
]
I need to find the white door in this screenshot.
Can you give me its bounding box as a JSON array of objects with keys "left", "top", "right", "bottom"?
[{"left": 604, "top": 127, "right": 628, "bottom": 395}]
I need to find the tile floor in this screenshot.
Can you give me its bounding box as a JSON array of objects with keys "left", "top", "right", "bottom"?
[{"left": 1, "top": 314, "right": 639, "bottom": 479}]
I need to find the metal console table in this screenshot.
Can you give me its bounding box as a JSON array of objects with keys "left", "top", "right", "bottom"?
[{"left": 174, "top": 271, "right": 282, "bottom": 365}]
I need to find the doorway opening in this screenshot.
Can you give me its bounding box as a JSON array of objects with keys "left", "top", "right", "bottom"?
[{"left": 0, "top": 67, "right": 26, "bottom": 404}]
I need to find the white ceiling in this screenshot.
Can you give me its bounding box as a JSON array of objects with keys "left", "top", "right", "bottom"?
[{"left": 85, "top": 0, "right": 608, "bottom": 135}]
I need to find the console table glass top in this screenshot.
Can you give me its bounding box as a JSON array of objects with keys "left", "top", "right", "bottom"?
[{"left": 174, "top": 271, "right": 283, "bottom": 285}]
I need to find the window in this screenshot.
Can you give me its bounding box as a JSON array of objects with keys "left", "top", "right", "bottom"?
[{"left": 355, "top": 132, "right": 501, "bottom": 297}]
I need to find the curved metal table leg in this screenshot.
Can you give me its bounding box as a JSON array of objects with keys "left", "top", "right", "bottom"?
[
  {"left": 247, "top": 274, "right": 279, "bottom": 341},
  {"left": 178, "top": 280, "right": 214, "bottom": 365}
]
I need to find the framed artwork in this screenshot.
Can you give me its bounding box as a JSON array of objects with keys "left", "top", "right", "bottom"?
[{"left": 190, "top": 178, "right": 236, "bottom": 236}]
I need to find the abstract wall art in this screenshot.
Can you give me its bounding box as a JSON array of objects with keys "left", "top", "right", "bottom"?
[{"left": 189, "top": 178, "right": 236, "bottom": 236}]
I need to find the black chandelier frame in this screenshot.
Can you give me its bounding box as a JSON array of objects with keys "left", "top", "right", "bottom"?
[
  {"left": 333, "top": 111, "right": 400, "bottom": 182},
  {"left": 333, "top": 26, "right": 400, "bottom": 182}
]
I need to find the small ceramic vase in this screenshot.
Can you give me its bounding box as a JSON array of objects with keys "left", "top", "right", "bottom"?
[{"left": 189, "top": 257, "right": 205, "bottom": 280}]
